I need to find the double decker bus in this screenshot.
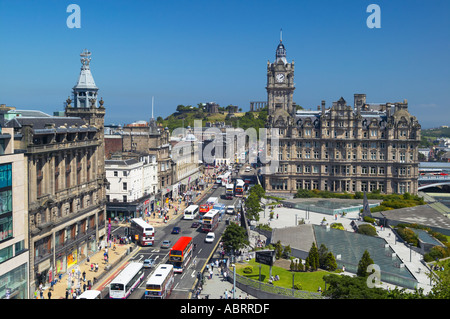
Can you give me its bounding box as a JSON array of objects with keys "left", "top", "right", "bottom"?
[
  {"left": 129, "top": 218, "right": 155, "bottom": 246},
  {"left": 202, "top": 209, "right": 220, "bottom": 232},
  {"left": 144, "top": 264, "right": 174, "bottom": 299},
  {"left": 235, "top": 179, "right": 245, "bottom": 197},
  {"left": 183, "top": 204, "right": 199, "bottom": 220},
  {"left": 225, "top": 184, "right": 234, "bottom": 199},
  {"left": 169, "top": 236, "right": 193, "bottom": 273},
  {"left": 109, "top": 262, "right": 145, "bottom": 299}
]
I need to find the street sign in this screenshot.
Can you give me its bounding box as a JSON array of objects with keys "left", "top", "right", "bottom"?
[{"left": 255, "top": 250, "right": 275, "bottom": 266}]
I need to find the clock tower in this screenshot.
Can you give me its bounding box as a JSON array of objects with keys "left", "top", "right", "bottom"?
[{"left": 266, "top": 30, "right": 295, "bottom": 128}]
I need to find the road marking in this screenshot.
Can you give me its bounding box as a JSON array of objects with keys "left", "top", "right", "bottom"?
[{"left": 191, "top": 270, "right": 196, "bottom": 278}]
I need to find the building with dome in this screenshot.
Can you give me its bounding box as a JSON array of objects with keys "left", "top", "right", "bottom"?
[{"left": 262, "top": 33, "right": 421, "bottom": 196}]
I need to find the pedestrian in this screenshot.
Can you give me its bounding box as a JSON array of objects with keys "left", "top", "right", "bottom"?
[
  {"left": 82, "top": 271, "right": 86, "bottom": 281},
  {"left": 65, "top": 290, "right": 69, "bottom": 299},
  {"left": 95, "top": 263, "right": 99, "bottom": 272},
  {"left": 47, "top": 290, "right": 52, "bottom": 299},
  {"left": 90, "top": 263, "right": 94, "bottom": 271}
]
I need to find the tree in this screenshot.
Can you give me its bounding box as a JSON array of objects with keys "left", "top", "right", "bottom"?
[
  {"left": 245, "top": 192, "right": 261, "bottom": 221},
  {"left": 307, "top": 242, "right": 320, "bottom": 271},
  {"left": 222, "top": 223, "right": 248, "bottom": 254},
  {"left": 324, "top": 252, "right": 337, "bottom": 271},
  {"left": 323, "top": 274, "right": 388, "bottom": 299},
  {"left": 274, "top": 240, "right": 283, "bottom": 260},
  {"left": 318, "top": 244, "right": 329, "bottom": 268},
  {"left": 282, "top": 245, "right": 291, "bottom": 259},
  {"left": 357, "top": 250, "right": 374, "bottom": 277}
]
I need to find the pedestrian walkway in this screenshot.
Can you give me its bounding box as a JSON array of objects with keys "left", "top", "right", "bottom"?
[
  {"left": 196, "top": 262, "right": 255, "bottom": 300},
  {"left": 37, "top": 181, "right": 216, "bottom": 299}
]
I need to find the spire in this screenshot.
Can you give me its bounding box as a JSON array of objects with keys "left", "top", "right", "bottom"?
[
  {"left": 74, "top": 49, "right": 98, "bottom": 90},
  {"left": 72, "top": 49, "right": 98, "bottom": 108},
  {"left": 275, "top": 30, "right": 287, "bottom": 63}
]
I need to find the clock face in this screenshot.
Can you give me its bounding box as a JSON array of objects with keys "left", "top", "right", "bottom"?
[{"left": 276, "top": 73, "right": 285, "bottom": 83}]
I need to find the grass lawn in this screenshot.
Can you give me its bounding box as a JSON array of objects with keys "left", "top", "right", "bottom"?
[{"left": 235, "top": 259, "right": 332, "bottom": 292}]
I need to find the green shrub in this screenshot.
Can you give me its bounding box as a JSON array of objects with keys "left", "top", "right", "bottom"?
[
  {"left": 243, "top": 266, "right": 253, "bottom": 274},
  {"left": 293, "top": 283, "right": 303, "bottom": 290},
  {"left": 363, "top": 216, "right": 376, "bottom": 224},
  {"left": 396, "top": 227, "right": 419, "bottom": 246},
  {"left": 357, "top": 224, "right": 377, "bottom": 236}
]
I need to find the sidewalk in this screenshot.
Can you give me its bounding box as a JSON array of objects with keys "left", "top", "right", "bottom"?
[
  {"left": 38, "top": 180, "right": 215, "bottom": 299},
  {"left": 196, "top": 264, "right": 255, "bottom": 300}
]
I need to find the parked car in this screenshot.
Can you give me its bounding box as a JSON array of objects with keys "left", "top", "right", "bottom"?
[
  {"left": 171, "top": 226, "right": 181, "bottom": 234},
  {"left": 205, "top": 232, "right": 215, "bottom": 243},
  {"left": 143, "top": 258, "right": 155, "bottom": 268},
  {"left": 161, "top": 240, "right": 172, "bottom": 248}
]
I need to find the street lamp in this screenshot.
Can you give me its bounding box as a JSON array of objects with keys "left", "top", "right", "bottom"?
[{"left": 231, "top": 263, "right": 236, "bottom": 299}]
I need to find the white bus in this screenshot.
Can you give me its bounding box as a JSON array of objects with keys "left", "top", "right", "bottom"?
[
  {"left": 183, "top": 204, "right": 199, "bottom": 220},
  {"left": 221, "top": 171, "right": 231, "bottom": 186},
  {"left": 129, "top": 218, "right": 155, "bottom": 246},
  {"left": 77, "top": 289, "right": 101, "bottom": 299},
  {"left": 109, "top": 262, "right": 145, "bottom": 299},
  {"left": 144, "top": 264, "right": 175, "bottom": 299}
]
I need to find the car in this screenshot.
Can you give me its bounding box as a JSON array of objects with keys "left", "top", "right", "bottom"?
[
  {"left": 143, "top": 258, "right": 155, "bottom": 268},
  {"left": 213, "top": 184, "right": 219, "bottom": 189},
  {"left": 161, "top": 240, "right": 172, "bottom": 248},
  {"left": 191, "top": 221, "right": 200, "bottom": 228},
  {"left": 171, "top": 226, "right": 181, "bottom": 234},
  {"left": 245, "top": 166, "right": 251, "bottom": 172},
  {"left": 226, "top": 205, "right": 235, "bottom": 214},
  {"left": 205, "top": 232, "right": 215, "bottom": 243}
]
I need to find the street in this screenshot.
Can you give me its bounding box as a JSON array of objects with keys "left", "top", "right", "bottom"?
[{"left": 107, "top": 166, "right": 255, "bottom": 299}]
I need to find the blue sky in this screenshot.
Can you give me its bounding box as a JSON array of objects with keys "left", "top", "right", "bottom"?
[{"left": 0, "top": 0, "right": 449, "bottom": 128}]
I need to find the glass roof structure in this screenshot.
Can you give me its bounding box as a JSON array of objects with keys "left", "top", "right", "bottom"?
[
  {"left": 283, "top": 198, "right": 380, "bottom": 216},
  {"left": 313, "top": 225, "right": 418, "bottom": 289}
]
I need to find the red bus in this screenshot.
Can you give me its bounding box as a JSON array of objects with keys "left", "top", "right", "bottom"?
[
  {"left": 169, "top": 236, "right": 193, "bottom": 273},
  {"left": 199, "top": 204, "right": 211, "bottom": 216},
  {"left": 202, "top": 209, "right": 220, "bottom": 232}
]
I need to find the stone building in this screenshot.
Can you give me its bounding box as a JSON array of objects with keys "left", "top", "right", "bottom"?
[
  {"left": 3, "top": 50, "right": 107, "bottom": 292},
  {"left": 262, "top": 36, "right": 421, "bottom": 196},
  {"left": 121, "top": 118, "right": 174, "bottom": 203}
]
